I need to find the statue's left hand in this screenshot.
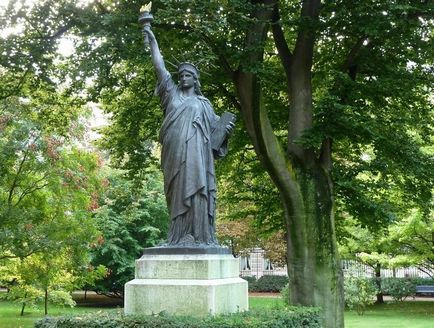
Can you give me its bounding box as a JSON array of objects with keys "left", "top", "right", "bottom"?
[{"left": 225, "top": 121, "right": 235, "bottom": 135}]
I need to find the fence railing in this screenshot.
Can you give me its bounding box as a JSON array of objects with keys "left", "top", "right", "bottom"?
[{"left": 238, "top": 249, "right": 432, "bottom": 279}]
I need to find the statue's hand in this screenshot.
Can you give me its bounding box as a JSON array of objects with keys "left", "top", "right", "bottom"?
[
  {"left": 225, "top": 121, "right": 235, "bottom": 136},
  {"left": 143, "top": 25, "right": 155, "bottom": 40}
]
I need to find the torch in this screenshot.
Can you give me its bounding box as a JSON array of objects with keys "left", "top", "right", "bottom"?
[{"left": 138, "top": 2, "right": 153, "bottom": 49}]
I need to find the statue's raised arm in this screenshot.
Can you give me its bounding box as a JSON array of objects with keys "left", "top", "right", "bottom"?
[
  {"left": 142, "top": 26, "right": 167, "bottom": 83},
  {"left": 138, "top": 3, "right": 166, "bottom": 83}
]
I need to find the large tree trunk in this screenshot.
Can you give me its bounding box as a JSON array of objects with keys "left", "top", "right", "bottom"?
[{"left": 284, "top": 167, "right": 344, "bottom": 327}]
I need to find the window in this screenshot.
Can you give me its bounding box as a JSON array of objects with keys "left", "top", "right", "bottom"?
[
  {"left": 264, "top": 259, "right": 274, "bottom": 270},
  {"left": 240, "top": 256, "right": 251, "bottom": 270}
]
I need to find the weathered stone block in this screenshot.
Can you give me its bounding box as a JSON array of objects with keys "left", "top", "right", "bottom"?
[{"left": 124, "top": 254, "right": 248, "bottom": 316}]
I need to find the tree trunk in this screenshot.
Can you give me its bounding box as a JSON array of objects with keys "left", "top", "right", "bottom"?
[
  {"left": 375, "top": 262, "right": 384, "bottom": 304},
  {"left": 282, "top": 166, "right": 344, "bottom": 327},
  {"left": 20, "top": 302, "right": 26, "bottom": 316},
  {"left": 20, "top": 292, "right": 27, "bottom": 317},
  {"left": 44, "top": 289, "right": 48, "bottom": 315}
]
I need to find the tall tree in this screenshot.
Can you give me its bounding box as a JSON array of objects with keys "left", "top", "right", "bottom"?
[{"left": 90, "top": 168, "right": 168, "bottom": 298}]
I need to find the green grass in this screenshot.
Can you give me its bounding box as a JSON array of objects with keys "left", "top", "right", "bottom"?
[
  {"left": 1, "top": 296, "right": 433, "bottom": 328},
  {"left": 0, "top": 301, "right": 118, "bottom": 328},
  {"left": 249, "top": 296, "right": 287, "bottom": 310},
  {"left": 344, "top": 301, "right": 434, "bottom": 328},
  {"left": 249, "top": 296, "right": 434, "bottom": 328}
]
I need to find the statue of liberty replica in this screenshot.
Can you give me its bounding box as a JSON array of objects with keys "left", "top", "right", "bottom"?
[
  {"left": 140, "top": 3, "right": 235, "bottom": 250},
  {"left": 124, "top": 3, "right": 247, "bottom": 316}
]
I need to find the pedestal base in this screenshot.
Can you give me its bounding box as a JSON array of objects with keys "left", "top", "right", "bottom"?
[{"left": 124, "top": 254, "right": 248, "bottom": 316}]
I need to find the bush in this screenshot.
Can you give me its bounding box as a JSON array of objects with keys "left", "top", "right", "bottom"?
[
  {"left": 280, "top": 283, "right": 290, "bottom": 305},
  {"left": 382, "top": 278, "right": 416, "bottom": 301},
  {"left": 381, "top": 277, "right": 434, "bottom": 292},
  {"left": 412, "top": 278, "right": 434, "bottom": 286},
  {"left": 35, "top": 308, "right": 321, "bottom": 328},
  {"left": 241, "top": 276, "right": 257, "bottom": 292},
  {"left": 344, "top": 276, "right": 378, "bottom": 315},
  {"left": 247, "top": 275, "right": 289, "bottom": 292}
]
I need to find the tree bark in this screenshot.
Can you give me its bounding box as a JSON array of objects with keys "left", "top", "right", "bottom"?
[
  {"left": 282, "top": 165, "right": 344, "bottom": 327},
  {"left": 44, "top": 289, "right": 48, "bottom": 315},
  {"left": 20, "top": 292, "right": 27, "bottom": 317},
  {"left": 375, "top": 262, "right": 384, "bottom": 304}
]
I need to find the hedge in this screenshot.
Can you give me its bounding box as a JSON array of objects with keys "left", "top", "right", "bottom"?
[
  {"left": 244, "top": 275, "right": 289, "bottom": 292},
  {"left": 35, "top": 308, "right": 321, "bottom": 328},
  {"left": 381, "top": 277, "right": 434, "bottom": 292}
]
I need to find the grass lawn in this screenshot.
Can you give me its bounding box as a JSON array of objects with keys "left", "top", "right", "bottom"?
[
  {"left": 249, "top": 296, "right": 434, "bottom": 328},
  {"left": 1, "top": 295, "right": 433, "bottom": 328},
  {"left": 0, "top": 300, "right": 119, "bottom": 328},
  {"left": 345, "top": 301, "right": 434, "bottom": 328}
]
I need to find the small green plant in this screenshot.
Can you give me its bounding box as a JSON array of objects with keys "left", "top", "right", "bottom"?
[{"left": 344, "top": 275, "right": 378, "bottom": 315}]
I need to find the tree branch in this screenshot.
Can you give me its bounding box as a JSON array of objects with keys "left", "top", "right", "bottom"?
[
  {"left": 341, "top": 36, "right": 368, "bottom": 81},
  {"left": 286, "top": 0, "right": 320, "bottom": 165},
  {"left": 8, "top": 150, "right": 30, "bottom": 205},
  {"left": 0, "top": 66, "right": 32, "bottom": 101},
  {"left": 293, "top": 0, "right": 321, "bottom": 68},
  {"left": 271, "top": 3, "right": 293, "bottom": 82},
  {"left": 15, "top": 177, "right": 50, "bottom": 206},
  {"left": 319, "top": 137, "right": 332, "bottom": 171},
  {"left": 199, "top": 32, "right": 235, "bottom": 79},
  {"left": 234, "top": 0, "right": 305, "bottom": 221},
  {"left": 216, "top": 84, "right": 241, "bottom": 111}
]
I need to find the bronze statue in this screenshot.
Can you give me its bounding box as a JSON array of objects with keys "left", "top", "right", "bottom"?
[{"left": 140, "top": 6, "right": 234, "bottom": 248}]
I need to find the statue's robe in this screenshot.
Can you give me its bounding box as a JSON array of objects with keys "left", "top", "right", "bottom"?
[{"left": 156, "top": 70, "right": 227, "bottom": 245}]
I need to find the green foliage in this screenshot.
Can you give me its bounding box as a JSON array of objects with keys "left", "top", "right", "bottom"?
[
  {"left": 382, "top": 278, "right": 416, "bottom": 302},
  {"left": 380, "top": 277, "right": 434, "bottom": 296},
  {"left": 0, "top": 283, "right": 44, "bottom": 309},
  {"left": 248, "top": 275, "right": 289, "bottom": 293},
  {"left": 0, "top": 255, "right": 76, "bottom": 315},
  {"left": 241, "top": 275, "right": 257, "bottom": 287},
  {"left": 0, "top": 93, "right": 104, "bottom": 315},
  {"left": 344, "top": 275, "right": 378, "bottom": 315},
  {"left": 412, "top": 278, "right": 434, "bottom": 286},
  {"left": 34, "top": 308, "right": 321, "bottom": 328},
  {"left": 90, "top": 169, "right": 168, "bottom": 297},
  {"left": 280, "top": 283, "right": 290, "bottom": 305},
  {"left": 0, "top": 96, "right": 101, "bottom": 258}
]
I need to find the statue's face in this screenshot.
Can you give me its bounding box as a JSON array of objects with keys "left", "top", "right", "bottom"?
[{"left": 179, "top": 71, "right": 195, "bottom": 89}]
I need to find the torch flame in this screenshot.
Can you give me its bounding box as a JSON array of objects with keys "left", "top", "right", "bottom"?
[{"left": 140, "top": 2, "right": 152, "bottom": 13}]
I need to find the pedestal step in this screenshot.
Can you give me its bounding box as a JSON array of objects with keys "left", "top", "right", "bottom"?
[
  {"left": 125, "top": 277, "right": 248, "bottom": 315},
  {"left": 124, "top": 254, "right": 248, "bottom": 316}
]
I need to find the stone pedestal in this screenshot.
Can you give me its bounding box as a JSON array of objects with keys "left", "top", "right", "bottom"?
[{"left": 124, "top": 253, "right": 248, "bottom": 316}]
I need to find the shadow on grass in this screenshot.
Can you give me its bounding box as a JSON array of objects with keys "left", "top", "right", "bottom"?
[{"left": 72, "top": 291, "right": 123, "bottom": 308}]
